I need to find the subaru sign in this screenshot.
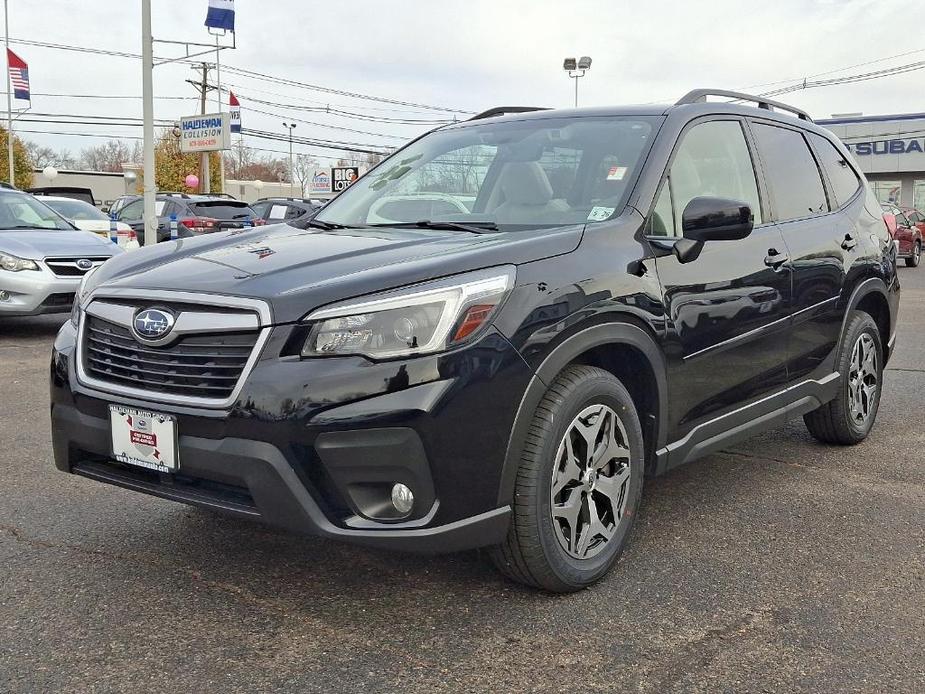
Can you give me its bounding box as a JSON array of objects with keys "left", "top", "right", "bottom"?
[
  {"left": 132, "top": 308, "right": 176, "bottom": 342},
  {"left": 179, "top": 113, "right": 231, "bottom": 153},
  {"left": 847, "top": 138, "right": 925, "bottom": 156}
]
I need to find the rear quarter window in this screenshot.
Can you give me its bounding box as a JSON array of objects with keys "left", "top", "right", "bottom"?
[{"left": 807, "top": 133, "right": 861, "bottom": 208}]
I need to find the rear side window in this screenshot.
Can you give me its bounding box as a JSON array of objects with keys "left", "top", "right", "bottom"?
[
  {"left": 752, "top": 123, "right": 828, "bottom": 222},
  {"left": 190, "top": 202, "right": 256, "bottom": 219},
  {"left": 667, "top": 120, "right": 763, "bottom": 231},
  {"left": 808, "top": 133, "right": 861, "bottom": 208}
]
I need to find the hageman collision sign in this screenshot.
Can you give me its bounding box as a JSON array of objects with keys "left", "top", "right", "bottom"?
[{"left": 179, "top": 113, "right": 231, "bottom": 153}]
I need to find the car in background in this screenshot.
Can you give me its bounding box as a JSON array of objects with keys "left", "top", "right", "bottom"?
[
  {"left": 882, "top": 204, "right": 921, "bottom": 267},
  {"left": 29, "top": 186, "right": 96, "bottom": 206},
  {"left": 39, "top": 196, "right": 139, "bottom": 251},
  {"left": 0, "top": 189, "right": 121, "bottom": 317},
  {"left": 250, "top": 197, "right": 322, "bottom": 228},
  {"left": 113, "top": 193, "right": 264, "bottom": 242}
]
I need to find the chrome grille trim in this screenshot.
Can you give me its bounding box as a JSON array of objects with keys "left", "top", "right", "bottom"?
[
  {"left": 44, "top": 256, "right": 110, "bottom": 278},
  {"left": 75, "top": 289, "right": 273, "bottom": 409}
]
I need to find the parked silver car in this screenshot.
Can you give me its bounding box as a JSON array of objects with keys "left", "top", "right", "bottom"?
[{"left": 0, "top": 190, "right": 121, "bottom": 317}]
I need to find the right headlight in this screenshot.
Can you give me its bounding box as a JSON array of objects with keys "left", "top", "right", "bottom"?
[
  {"left": 301, "top": 266, "right": 515, "bottom": 360},
  {"left": 0, "top": 252, "right": 39, "bottom": 272}
]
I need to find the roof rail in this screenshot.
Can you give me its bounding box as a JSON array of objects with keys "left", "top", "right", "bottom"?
[
  {"left": 159, "top": 191, "right": 192, "bottom": 198},
  {"left": 469, "top": 106, "right": 549, "bottom": 121},
  {"left": 676, "top": 89, "right": 812, "bottom": 122}
]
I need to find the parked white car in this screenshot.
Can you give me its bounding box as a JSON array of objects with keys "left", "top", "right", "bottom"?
[{"left": 39, "top": 196, "right": 140, "bottom": 251}]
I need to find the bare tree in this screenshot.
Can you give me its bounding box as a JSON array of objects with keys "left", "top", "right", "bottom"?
[
  {"left": 24, "top": 141, "right": 56, "bottom": 169},
  {"left": 78, "top": 140, "right": 132, "bottom": 172}
]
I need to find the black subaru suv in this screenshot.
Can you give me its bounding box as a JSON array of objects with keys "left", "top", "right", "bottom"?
[{"left": 51, "top": 90, "right": 899, "bottom": 592}]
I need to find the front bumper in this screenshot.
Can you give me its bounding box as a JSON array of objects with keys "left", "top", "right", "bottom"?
[
  {"left": 51, "top": 320, "right": 532, "bottom": 552},
  {"left": 0, "top": 267, "right": 80, "bottom": 316}
]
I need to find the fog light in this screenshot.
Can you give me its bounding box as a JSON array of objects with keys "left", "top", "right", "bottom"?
[
  {"left": 390, "top": 483, "right": 414, "bottom": 514},
  {"left": 0, "top": 290, "right": 9, "bottom": 302}
]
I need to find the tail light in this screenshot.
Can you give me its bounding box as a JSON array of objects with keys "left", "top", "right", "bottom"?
[
  {"left": 117, "top": 229, "right": 137, "bottom": 241},
  {"left": 253, "top": 218, "right": 267, "bottom": 226},
  {"left": 181, "top": 217, "right": 218, "bottom": 233}
]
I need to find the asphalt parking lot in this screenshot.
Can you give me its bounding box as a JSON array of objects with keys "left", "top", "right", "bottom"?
[{"left": 0, "top": 269, "right": 922, "bottom": 693}]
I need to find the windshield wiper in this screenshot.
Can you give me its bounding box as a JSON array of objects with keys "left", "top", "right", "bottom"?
[
  {"left": 303, "top": 218, "right": 349, "bottom": 230},
  {"left": 370, "top": 220, "right": 499, "bottom": 234},
  {"left": 4, "top": 224, "right": 61, "bottom": 230}
]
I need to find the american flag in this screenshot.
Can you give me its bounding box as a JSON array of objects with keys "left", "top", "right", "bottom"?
[{"left": 7, "top": 49, "right": 29, "bottom": 101}]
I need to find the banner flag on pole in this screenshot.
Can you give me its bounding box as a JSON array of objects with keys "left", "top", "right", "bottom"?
[
  {"left": 205, "top": 0, "right": 235, "bottom": 32},
  {"left": 7, "top": 49, "right": 30, "bottom": 101},
  {"left": 229, "top": 91, "right": 241, "bottom": 133}
]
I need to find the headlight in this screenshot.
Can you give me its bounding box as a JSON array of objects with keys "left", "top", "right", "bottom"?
[
  {"left": 301, "top": 266, "right": 515, "bottom": 359},
  {"left": 70, "top": 266, "right": 100, "bottom": 326},
  {"left": 0, "top": 252, "right": 39, "bottom": 272}
]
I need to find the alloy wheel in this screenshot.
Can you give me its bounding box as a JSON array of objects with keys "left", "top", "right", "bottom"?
[
  {"left": 550, "top": 404, "right": 632, "bottom": 560},
  {"left": 847, "top": 333, "right": 879, "bottom": 426}
]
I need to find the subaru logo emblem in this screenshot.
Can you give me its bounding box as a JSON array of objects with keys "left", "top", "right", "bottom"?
[
  {"left": 132, "top": 308, "right": 176, "bottom": 342},
  {"left": 76, "top": 259, "right": 93, "bottom": 271}
]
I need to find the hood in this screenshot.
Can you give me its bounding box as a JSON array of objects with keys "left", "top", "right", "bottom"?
[
  {"left": 90, "top": 222, "right": 583, "bottom": 324},
  {"left": 0, "top": 229, "right": 118, "bottom": 259}
]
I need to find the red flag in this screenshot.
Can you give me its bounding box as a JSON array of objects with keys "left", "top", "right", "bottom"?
[
  {"left": 7, "top": 49, "right": 29, "bottom": 101},
  {"left": 229, "top": 91, "right": 241, "bottom": 133},
  {"left": 229, "top": 91, "right": 239, "bottom": 107}
]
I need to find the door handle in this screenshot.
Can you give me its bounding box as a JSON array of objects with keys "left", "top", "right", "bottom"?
[
  {"left": 764, "top": 248, "right": 789, "bottom": 269},
  {"left": 841, "top": 234, "right": 857, "bottom": 251}
]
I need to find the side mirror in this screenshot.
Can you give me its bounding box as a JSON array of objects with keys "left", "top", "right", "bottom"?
[{"left": 674, "top": 196, "right": 754, "bottom": 264}]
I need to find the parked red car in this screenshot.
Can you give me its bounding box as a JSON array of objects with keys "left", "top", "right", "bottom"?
[{"left": 882, "top": 204, "right": 921, "bottom": 267}]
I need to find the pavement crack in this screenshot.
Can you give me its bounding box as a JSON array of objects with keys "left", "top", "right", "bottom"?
[
  {"left": 719, "top": 449, "right": 812, "bottom": 469},
  {"left": 886, "top": 367, "right": 925, "bottom": 373},
  {"left": 646, "top": 609, "right": 774, "bottom": 692}
]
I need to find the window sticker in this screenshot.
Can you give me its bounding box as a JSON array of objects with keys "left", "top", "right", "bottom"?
[
  {"left": 588, "top": 206, "right": 615, "bottom": 222},
  {"left": 606, "top": 166, "right": 627, "bottom": 181},
  {"left": 269, "top": 204, "right": 288, "bottom": 219}
]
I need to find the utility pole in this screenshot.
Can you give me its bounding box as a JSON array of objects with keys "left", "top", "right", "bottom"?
[
  {"left": 187, "top": 63, "right": 212, "bottom": 194},
  {"left": 4, "top": 0, "right": 14, "bottom": 186},
  {"left": 283, "top": 122, "right": 296, "bottom": 197},
  {"left": 141, "top": 0, "right": 156, "bottom": 246},
  {"left": 214, "top": 34, "right": 225, "bottom": 193}
]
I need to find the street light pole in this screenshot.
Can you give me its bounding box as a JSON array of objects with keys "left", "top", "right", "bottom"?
[
  {"left": 141, "top": 0, "right": 156, "bottom": 246},
  {"left": 283, "top": 122, "right": 296, "bottom": 197},
  {"left": 562, "top": 56, "right": 592, "bottom": 108}
]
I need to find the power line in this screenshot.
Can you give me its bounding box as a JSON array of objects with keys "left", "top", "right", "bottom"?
[{"left": 7, "top": 37, "right": 472, "bottom": 115}]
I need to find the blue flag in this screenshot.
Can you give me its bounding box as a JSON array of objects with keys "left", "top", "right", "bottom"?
[{"left": 205, "top": 0, "right": 235, "bottom": 32}]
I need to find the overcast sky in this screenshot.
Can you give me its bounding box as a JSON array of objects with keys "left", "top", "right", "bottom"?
[{"left": 5, "top": 0, "right": 923, "bottom": 166}]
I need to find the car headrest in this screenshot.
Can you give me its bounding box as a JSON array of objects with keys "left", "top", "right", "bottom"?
[{"left": 499, "top": 162, "right": 554, "bottom": 205}]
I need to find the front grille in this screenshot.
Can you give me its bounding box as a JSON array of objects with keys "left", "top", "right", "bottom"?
[
  {"left": 45, "top": 256, "right": 109, "bottom": 277},
  {"left": 82, "top": 315, "right": 259, "bottom": 399}
]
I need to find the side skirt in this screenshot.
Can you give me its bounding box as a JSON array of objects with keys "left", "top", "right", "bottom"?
[{"left": 654, "top": 373, "right": 841, "bottom": 474}]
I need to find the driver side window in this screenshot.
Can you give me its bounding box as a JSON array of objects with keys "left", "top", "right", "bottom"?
[{"left": 667, "top": 120, "right": 763, "bottom": 230}]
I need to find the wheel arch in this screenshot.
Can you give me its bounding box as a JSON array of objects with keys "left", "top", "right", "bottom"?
[
  {"left": 840, "top": 277, "right": 891, "bottom": 362},
  {"left": 497, "top": 320, "right": 668, "bottom": 506}
]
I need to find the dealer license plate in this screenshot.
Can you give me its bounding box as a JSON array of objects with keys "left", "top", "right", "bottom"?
[{"left": 109, "top": 405, "right": 178, "bottom": 473}]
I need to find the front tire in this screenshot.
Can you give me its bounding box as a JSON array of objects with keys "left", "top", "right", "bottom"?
[
  {"left": 804, "top": 311, "right": 883, "bottom": 445},
  {"left": 490, "top": 365, "right": 644, "bottom": 592},
  {"left": 905, "top": 240, "right": 921, "bottom": 267}
]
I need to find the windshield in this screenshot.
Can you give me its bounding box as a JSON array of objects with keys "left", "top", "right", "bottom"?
[
  {"left": 0, "top": 192, "right": 73, "bottom": 230},
  {"left": 43, "top": 198, "right": 108, "bottom": 221},
  {"left": 316, "top": 115, "right": 659, "bottom": 231}
]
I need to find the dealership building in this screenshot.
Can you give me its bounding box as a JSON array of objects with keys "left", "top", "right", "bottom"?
[{"left": 819, "top": 112, "right": 925, "bottom": 210}]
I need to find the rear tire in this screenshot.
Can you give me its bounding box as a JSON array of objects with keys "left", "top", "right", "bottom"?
[
  {"left": 905, "top": 241, "right": 921, "bottom": 267},
  {"left": 804, "top": 311, "right": 883, "bottom": 445},
  {"left": 489, "top": 365, "right": 645, "bottom": 592}
]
